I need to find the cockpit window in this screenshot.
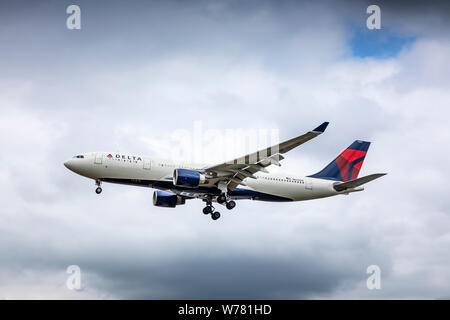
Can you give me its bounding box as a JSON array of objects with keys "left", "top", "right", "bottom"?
[{"left": 73, "top": 155, "right": 84, "bottom": 159}]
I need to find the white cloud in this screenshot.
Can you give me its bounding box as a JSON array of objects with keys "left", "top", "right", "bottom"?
[{"left": 0, "top": 0, "right": 449, "bottom": 299}]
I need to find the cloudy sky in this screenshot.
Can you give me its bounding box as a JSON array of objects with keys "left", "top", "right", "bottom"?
[{"left": 1, "top": 0, "right": 450, "bottom": 299}]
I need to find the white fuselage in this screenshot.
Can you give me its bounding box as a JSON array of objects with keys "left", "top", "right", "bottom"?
[{"left": 64, "top": 152, "right": 357, "bottom": 202}]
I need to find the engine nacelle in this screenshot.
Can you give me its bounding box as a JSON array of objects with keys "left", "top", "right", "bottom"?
[
  {"left": 173, "top": 169, "right": 206, "bottom": 188},
  {"left": 153, "top": 190, "right": 185, "bottom": 208}
]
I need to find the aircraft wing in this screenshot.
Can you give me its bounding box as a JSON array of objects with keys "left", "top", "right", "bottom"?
[{"left": 203, "top": 122, "right": 329, "bottom": 191}]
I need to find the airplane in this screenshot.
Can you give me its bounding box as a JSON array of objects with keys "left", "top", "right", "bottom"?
[{"left": 64, "top": 122, "right": 386, "bottom": 221}]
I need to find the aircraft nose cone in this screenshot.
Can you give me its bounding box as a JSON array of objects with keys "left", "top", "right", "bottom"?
[{"left": 64, "top": 160, "right": 73, "bottom": 170}]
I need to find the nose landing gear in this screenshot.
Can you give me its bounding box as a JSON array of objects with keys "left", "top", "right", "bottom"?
[{"left": 95, "top": 180, "right": 102, "bottom": 194}]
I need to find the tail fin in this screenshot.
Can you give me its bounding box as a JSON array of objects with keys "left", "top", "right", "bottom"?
[{"left": 308, "top": 140, "right": 370, "bottom": 182}]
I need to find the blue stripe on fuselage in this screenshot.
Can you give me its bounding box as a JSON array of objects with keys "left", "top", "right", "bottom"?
[
  {"left": 99, "top": 178, "right": 292, "bottom": 202},
  {"left": 229, "top": 188, "right": 292, "bottom": 202}
]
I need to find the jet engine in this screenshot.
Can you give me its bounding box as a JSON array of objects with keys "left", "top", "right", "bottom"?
[
  {"left": 153, "top": 190, "right": 185, "bottom": 208},
  {"left": 173, "top": 169, "right": 206, "bottom": 188}
]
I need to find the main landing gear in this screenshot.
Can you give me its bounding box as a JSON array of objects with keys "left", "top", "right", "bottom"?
[
  {"left": 226, "top": 200, "right": 236, "bottom": 210},
  {"left": 202, "top": 194, "right": 236, "bottom": 221},
  {"left": 95, "top": 179, "right": 102, "bottom": 194},
  {"left": 203, "top": 202, "right": 221, "bottom": 221},
  {"left": 211, "top": 211, "right": 221, "bottom": 220},
  {"left": 217, "top": 194, "right": 236, "bottom": 210},
  {"left": 202, "top": 206, "right": 213, "bottom": 215},
  {"left": 217, "top": 194, "right": 227, "bottom": 204}
]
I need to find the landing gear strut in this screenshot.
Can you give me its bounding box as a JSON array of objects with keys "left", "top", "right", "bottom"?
[{"left": 95, "top": 180, "right": 102, "bottom": 194}]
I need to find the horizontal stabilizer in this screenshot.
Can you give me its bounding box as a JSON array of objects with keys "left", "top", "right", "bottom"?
[{"left": 333, "top": 173, "right": 386, "bottom": 192}]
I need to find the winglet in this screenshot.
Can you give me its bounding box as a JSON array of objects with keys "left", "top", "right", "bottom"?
[{"left": 313, "top": 121, "right": 329, "bottom": 133}]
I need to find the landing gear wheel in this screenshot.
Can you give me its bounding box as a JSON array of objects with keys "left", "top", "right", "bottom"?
[
  {"left": 203, "top": 206, "right": 213, "bottom": 215},
  {"left": 226, "top": 200, "right": 236, "bottom": 210},
  {"left": 211, "top": 211, "right": 221, "bottom": 220},
  {"left": 95, "top": 187, "right": 102, "bottom": 194},
  {"left": 217, "top": 194, "right": 227, "bottom": 204}
]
